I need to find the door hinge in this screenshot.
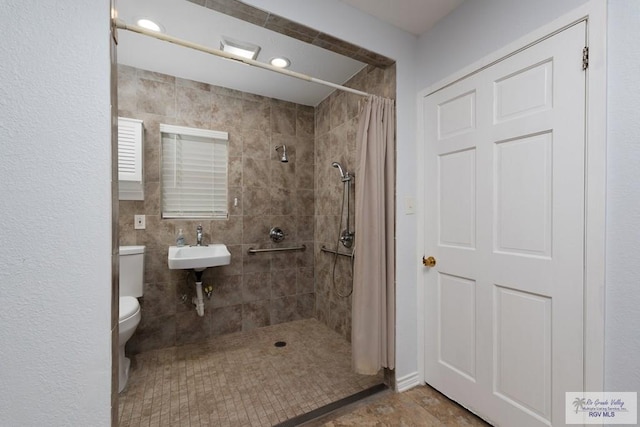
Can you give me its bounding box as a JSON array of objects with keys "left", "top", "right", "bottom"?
[{"left": 582, "top": 46, "right": 589, "bottom": 70}]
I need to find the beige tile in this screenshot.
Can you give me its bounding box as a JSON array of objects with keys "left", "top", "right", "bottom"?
[
  {"left": 136, "top": 78, "right": 176, "bottom": 117},
  {"left": 117, "top": 66, "right": 138, "bottom": 113},
  {"left": 176, "top": 85, "right": 213, "bottom": 127},
  {"left": 242, "top": 272, "right": 271, "bottom": 302},
  {"left": 209, "top": 215, "right": 242, "bottom": 245},
  {"left": 296, "top": 160, "right": 315, "bottom": 190},
  {"left": 271, "top": 268, "right": 297, "bottom": 297},
  {"left": 211, "top": 93, "right": 243, "bottom": 130},
  {"left": 243, "top": 128, "right": 271, "bottom": 159},
  {"left": 243, "top": 187, "right": 271, "bottom": 216},
  {"left": 243, "top": 157, "right": 270, "bottom": 188},
  {"left": 119, "top": 319, "right": 383, "bottom": 427},
  {"left": 241, "top": 99, "right": 270, "bottom": 131},
  {"left": 296, "top": 106, "right": 315, "bottom": 137},
  {"left": 209, "top": 274, "right": 243, "bottom": 308},
  {"left": 228, "top": 156, "right": 243, "bottom": 188},
  {"left": 271, "top": 155, "right": 297, "bottom": 189},
  {"left": 242, "top": 300, "right": 271, "bottom": 331},
  {"left": 271, "top": 103, "right": 296, "bottom": 136}
]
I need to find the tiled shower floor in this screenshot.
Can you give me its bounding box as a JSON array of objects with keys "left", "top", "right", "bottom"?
[{"left": 118, "top": 318, "right": 383, "bottom": 426}]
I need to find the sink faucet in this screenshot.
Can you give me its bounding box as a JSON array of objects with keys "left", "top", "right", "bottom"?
[{"left": 196, "top": 224, "right": 204, "bottom": 246}]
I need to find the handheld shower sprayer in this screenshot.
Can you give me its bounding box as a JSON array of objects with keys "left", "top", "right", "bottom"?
[
  {"left": 275, "top": 145, "right": 288, "bottom": 163},
  {"left": 331, "top": 161, "right": 355, "bottom": 249},
  {"left": 331, "top": 161, "right": 352, "bottom": 182},
  {"left": 331, "top": 161, "right": 345, "bottom": 178}
]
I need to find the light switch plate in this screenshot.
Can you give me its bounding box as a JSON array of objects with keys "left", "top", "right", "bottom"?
[{"left": 134, "top": 214, "right": 146, "bottom": 229}]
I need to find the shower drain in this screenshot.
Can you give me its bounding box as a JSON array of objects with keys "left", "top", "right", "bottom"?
[{"left": 274, "top": 341, "right": 287, "bottom": 348}]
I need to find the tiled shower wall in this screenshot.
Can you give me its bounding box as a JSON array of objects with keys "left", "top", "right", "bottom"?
[
  {"left": 117, "top": 65, "right": 315, "bottom": 354},
  {"left": 314, "top": 64, "right": 396, "bottom": 341}
]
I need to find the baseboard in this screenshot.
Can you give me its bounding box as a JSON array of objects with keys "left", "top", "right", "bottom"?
[{"left": 395, "top": 371, "right": 421, "bottom": 392}]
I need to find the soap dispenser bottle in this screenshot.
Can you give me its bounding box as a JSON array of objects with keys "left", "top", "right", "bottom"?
[{"left": 176, "top": 228, "right": 185, "bottom": 247}]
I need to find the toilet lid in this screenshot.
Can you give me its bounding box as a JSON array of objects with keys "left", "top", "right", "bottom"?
[{"left": 119, "top": 296, "right": 139, "bottom": 320}]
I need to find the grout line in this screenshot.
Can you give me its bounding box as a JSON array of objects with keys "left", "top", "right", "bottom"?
[{"left": 119, "top": 319, "right": 384, "bottom": 426}]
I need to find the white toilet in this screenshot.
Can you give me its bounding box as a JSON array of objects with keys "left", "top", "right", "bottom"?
[{"left": 118, "top": 245, "right": 145, "bottom": 393}]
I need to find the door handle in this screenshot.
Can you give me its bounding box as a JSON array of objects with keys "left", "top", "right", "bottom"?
[{"left": 422, "top": 256, "right": 436, "bottom": 267}]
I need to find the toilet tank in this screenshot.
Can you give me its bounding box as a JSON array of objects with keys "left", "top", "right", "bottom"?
[{"left": 119, "top": 245, "right": 145, "bottom": 297}]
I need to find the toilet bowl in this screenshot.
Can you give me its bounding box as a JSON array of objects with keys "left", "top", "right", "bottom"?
[
  {"left": 118, "top": 296, "right": 141, "bottom": 392},
  {"left": 118, "top": 245, "right": 145, "bottom": 393}
]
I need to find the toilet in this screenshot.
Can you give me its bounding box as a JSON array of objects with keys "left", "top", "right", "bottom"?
[{"left": 118, "top": 245, "right": 145, "bottom": 393}]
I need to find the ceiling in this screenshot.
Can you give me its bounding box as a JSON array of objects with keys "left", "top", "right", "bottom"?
[
  {"left": 116, "top": 0, "right": 462, "bottom": 106},
  {"left": 340, "top": 0, "right": 464, "bottom": 36}
]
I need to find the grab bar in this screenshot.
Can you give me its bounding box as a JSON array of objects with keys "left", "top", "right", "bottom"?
[
  {"left": 247, "top": 245, "right": 306, "bottom": 254},
  {"left": 321, "top": 245, "right": 354, "bottom": 258}
]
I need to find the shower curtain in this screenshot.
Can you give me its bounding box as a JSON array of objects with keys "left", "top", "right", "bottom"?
[{"left": 352, "top": 96, "right": 395, "bottom": 375}]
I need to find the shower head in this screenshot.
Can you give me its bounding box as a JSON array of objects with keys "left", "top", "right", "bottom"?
[{"left": 275, "top": 145, "right": 288, "bottom": 163}]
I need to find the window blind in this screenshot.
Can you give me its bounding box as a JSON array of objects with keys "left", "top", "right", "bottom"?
[{"left": 161, "top": 126, "right": 228, "bottom": 219}]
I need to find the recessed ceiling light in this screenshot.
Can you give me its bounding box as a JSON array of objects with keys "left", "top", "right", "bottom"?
[
  {"left": 220, "top": 37, "right": 261, "bottom": 60},
  {"left": 270, "top": 57, "right": 291, "bottom": 69},
  {"left": 136, "top": 18, "right": 163, "bottom": 32}
]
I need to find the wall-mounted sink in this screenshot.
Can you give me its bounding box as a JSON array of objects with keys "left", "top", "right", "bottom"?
[{"left": 168, "top": 244, "right": 231, "bottom": 271}]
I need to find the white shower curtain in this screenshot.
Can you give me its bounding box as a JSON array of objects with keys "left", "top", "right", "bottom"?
[{"left": 352, "top": 96, "right": 396, "bottom": 375}]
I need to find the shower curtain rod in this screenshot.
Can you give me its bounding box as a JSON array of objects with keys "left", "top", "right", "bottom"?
[{"left": 113, "top": 19, "right": 373, "bottom": 98}]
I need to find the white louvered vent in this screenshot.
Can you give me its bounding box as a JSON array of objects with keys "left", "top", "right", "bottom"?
[
  {"left": 118, "top": 117, "right": 144, "bottom": 200},
  {"left": 160, "top": 124, "right": 229, "bottom": 219}
]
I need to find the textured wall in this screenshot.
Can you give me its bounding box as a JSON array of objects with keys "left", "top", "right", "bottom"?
[
  {"left": 0, "top": 1, "right": 112, "bottom": 425},
  {"left": 314, "top": 65, "right": 396, "bottom": 341},
  {"left": 605, "top": 0, "right": 640, "bottom": 394},
  {"left": 118, "top": 65, "right": 315, "bottom": 353},
  {"left": 415, "top": 0, "right": 590, "bottom": 90}
]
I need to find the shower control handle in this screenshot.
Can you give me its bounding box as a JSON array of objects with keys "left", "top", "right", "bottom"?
[
  {"left": 422, "top": 256, "right": 437, "bottom": 268},
  {"left": 269, "top": 227, "right": 285, "bottom": 243},
  {"left": 340, "top": 229, "right": 354, "bottom": 248}
]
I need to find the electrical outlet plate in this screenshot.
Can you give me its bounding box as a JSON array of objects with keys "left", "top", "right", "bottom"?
[{"left": 134, "top": 214, "right": 146, "bottom": 229}]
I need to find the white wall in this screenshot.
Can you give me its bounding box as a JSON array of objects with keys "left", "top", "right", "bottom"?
[
  {"left": 243, "top": 0, "right": 422, "bottom": 384},
  {"left": 416, "top": 0, "right": 589, "bottom": 89},
  {"left": 0, "top": 1, "right": 113, "bottom": 425},
  {"left": 605, "top": 0, "right": 640, "bottom": 394}
]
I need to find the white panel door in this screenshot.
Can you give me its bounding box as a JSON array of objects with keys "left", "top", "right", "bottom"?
[{"left": 423, "top": 22, "right": 586, "bottom": 427}]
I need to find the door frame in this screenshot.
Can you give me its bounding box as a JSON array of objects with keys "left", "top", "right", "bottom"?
[{"left": 416, "top": 0, "right": 606, "bottom": 394}]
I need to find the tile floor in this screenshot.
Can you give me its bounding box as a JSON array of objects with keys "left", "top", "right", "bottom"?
[
  {"left": 304, "top": 385, "right": 491, "bottom": 426},
  {"left": 118, "top": 318, "right": 383, "bottom": 426}
]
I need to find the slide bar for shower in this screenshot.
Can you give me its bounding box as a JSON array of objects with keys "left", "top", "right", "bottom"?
[
  {"left": 113, "top": 19, "right": 373, "bottom": 98},
  {"left": 247, "top": 245, "right": 306, "bottom": 254},
  {"left": 320, "top": 246, "right": 354, "bottom": 258}
]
